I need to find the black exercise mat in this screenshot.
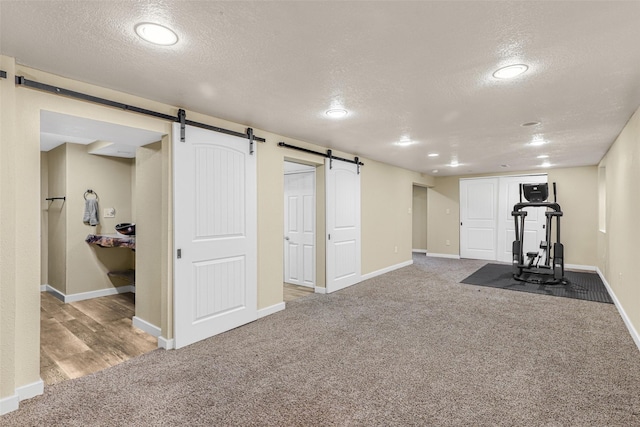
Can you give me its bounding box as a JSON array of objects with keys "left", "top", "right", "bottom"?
[{"left": 461, "top": 263, "right": 613, "bottom": 304}]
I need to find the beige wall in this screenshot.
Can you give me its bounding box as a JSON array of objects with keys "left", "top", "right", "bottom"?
[
  {"left": 426, "top": 166, "right": 598, "bottom": 267},
  {"left": 40, "top": 153, "right": 49, "bottom": 286},
  {"left": 361, "top": 159, "right": 433, "bottom": 274},
  {"left": 598, "top": 105, "right": 640, "bottom": 338},
  {"left": 0, "top": 55, "right": 455, "bottom": 406},
  {"left": 412, "top": 186, "right": 428, "bottom": 251},
  {"left": 427, "top": 176, "right": 461, "bottom": 255},
  {"left": 46, "top": 145, "right": 67, "bottom": 293},
  {"left": 547, "top": 167, "right": 598, "bottom": 267},
  {"left": 0, "top": 55, "right": 19, "bottom": 401},
  {"left": 135, "top": 141, "right": 163, "bottom": 328}
]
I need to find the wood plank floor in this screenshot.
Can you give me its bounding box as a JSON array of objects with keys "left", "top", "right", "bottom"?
[
  {"left": 283, "top": 283, "right": 314, "bottom": 302},
  {"left": 40, "top": 291, "right": 157, "bottom": 385}
]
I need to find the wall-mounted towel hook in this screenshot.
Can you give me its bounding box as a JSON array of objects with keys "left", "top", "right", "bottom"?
[{"left": 84, "top": 189, "right": 99, "bottom": 201}]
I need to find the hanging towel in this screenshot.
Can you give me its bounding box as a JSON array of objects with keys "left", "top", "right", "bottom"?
[{"left": 83, "top": 198, "right": 99, "bottom": 226}]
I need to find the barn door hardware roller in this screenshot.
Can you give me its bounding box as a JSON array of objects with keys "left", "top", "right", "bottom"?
[
  {"left": 178, "top": 109, "right": 186, "bottom": 142},
  {"left": 247, "top": 128, "right": 255, "bottom": 155}
]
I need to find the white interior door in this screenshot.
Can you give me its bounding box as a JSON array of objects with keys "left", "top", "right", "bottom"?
[
  {"left": 325, "top": 158, "right": 361, "bottom": 293},
  {"left": 497, "top": 175, "right": 548, "bottom": 263},
  {"left": 173, "top": 123, "right": 257, "bottom": 349},
  {"left": 284, "top": 170, "right": 315, "bottom": 287},
  {"left": 460, "top": 178, "right": 498, "bottom": 260}
]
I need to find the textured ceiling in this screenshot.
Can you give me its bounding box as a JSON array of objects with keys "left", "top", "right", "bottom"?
[{"left": 2, "top": 1, "right": 640, "bottom": 176}]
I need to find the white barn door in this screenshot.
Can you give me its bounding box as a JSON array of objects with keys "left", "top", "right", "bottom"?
[
  {"left": 460, "top": 178, "right": 498, "bottom": 260},
  {"left": 325, "top": 158, "right": 361, "bottom": 293},
  {"left": 173, "top": 123, "right": 257, "bottom": 349},
  {"left": 284, "top": 170, "right": 315, "bottom": 287}
]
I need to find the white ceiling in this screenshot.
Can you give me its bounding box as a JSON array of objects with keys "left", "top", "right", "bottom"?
[
  {"left": 2, "top": 1, "right": 640, "bottom": 176},
  {"left": 40, "top": 110, "right": 164, "bottom": 158}
]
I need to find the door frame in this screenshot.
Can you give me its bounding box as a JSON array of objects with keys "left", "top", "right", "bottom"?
[
  {"left": 283, "top": 162, "right": 316, "bottom": 288},
  {"left": 281, "top": 157, "right": 326, "bottom": 296}
]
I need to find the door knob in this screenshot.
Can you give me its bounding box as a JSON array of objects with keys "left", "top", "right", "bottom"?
[{"left": 284, "top": 236, "right": 290, "bottom": 240}]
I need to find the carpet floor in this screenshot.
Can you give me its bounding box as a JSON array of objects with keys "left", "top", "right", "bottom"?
[{"left": 3, "top": 255, "right": 640, "bottom": 426}]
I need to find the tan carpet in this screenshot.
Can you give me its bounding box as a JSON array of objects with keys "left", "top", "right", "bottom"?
[{"left": 3, "top": 256, "right": 640, "bottom": 426}]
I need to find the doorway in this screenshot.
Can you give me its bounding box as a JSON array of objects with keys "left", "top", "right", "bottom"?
[
  {"left": 39, "top": 110, "right": 163, "bottom": 384},
  {"left": 284, "top": 161, "right": 316, "bottom": 288},
  {"left": 412, "top": 185, "right": 428, "bottom": 254},
  {"left": 283, "top": 161, "right": 317, "bottom": 301}
]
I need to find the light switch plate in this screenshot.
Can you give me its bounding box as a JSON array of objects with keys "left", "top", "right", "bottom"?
[{"left": 104, "top": 208, "right": 116, "bottom": 218}]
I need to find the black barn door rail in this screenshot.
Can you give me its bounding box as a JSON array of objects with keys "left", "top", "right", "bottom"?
[
  {"left": 278, "top": 141, "right": 364, "bottom": 173},
  {"left": 14, "top": 75, "right": 266, "bottom": 145}
]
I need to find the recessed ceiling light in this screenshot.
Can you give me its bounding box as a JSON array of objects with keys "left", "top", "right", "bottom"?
[
  {"left": 325, "top": 109, "right": 348, "bottom": 119},
  {"left": 528, "top": 135, "right": 547, "bottom": 146},
  {"left": 428, "top": 153, "right": 439, "bottom": 157},
  {"left": 521, "top": 121, "right": 541, "bottom": 127},
  {"left": 493, "top": 64, "right": 529, "bottom": 79},
  {"left": 449, "top": 161, "right": 460, "bottom": 167},
  {"left": 540, "top": 161, "right": 551, "bottom": 168},
  {"left": 393, "top": 136, "right": 415, "bottom": 146},
  {"left": 432, "top": 169, "right": 439, "bottom": 174},
  {"left": 537, "top": 154, "right": 549, "bottom": 159},
  {"left": 135, "top": 23, "right": 178, "bottom": 46}
]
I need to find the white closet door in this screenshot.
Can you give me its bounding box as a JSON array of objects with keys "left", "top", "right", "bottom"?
[
  {"left": 173, "top": 123, "right": 257, "bottom": 349},
  {"left": 325, "top": 158, "right": 361, "bottom": 293},
  {"left": 460, "top": 178, "right": 498, "bottom": 260}
]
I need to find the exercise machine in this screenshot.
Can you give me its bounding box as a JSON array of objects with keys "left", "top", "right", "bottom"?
[{"left": 512, "top": 182, "right": 566, "bottom": 284}]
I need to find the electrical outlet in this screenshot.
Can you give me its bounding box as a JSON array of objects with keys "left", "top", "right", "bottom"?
[
  {"left": 394, "top": 246, "right": 398, "bottom": 253},
  {"left": 446, "top": 239, "right": 451, "bottom": 246},
  {"left": 408, "top": 207, "right": 412, "bottom": 214},
  {"left": 446, "top": 208, "right": 450, "bottom": 214},
  {"left": 104, "top": 208, "right": 116, "bottom": 218}
]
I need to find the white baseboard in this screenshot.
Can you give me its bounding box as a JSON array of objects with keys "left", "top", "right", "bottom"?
[
  {"left": 565, "top": 263, "right": 596, "bottom": 272},
  {"left": 326, "top": 260, "right": 413, "bottom": 294},
  {"left": 42, "top": 284, "right": 135, "bottom": 303},
  {"left": 132, "top": 316, "right": 161, "bottom": 338},
  {"left": 16, "top": 379, "right": 44, "bottom": 401},
  {"left": 0, "top": 379, "right": 44, "bottom": 415},
  {"left": 158, "top": 336, "right": 174, "bottom": 350},
  {"left": 258, "top": 302, "right": 285, "bottom": 318},
  {"left": 314, "top": 286, "right": 326, "bottom": 294},
  {"left": 412, "top": 249, "right": 427, "bottom": 254},
  {"left": 597, "top": 268, "right": 640, "bottom": 352},
  {"left": 427, "top": 253, "right": 461, "bottom": 259},
  {"left": 0, "top": 394, "right": 19, "bottom": 415},
  {"left": 361, "top": 259, "right": 414, "bottom": 282}
]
